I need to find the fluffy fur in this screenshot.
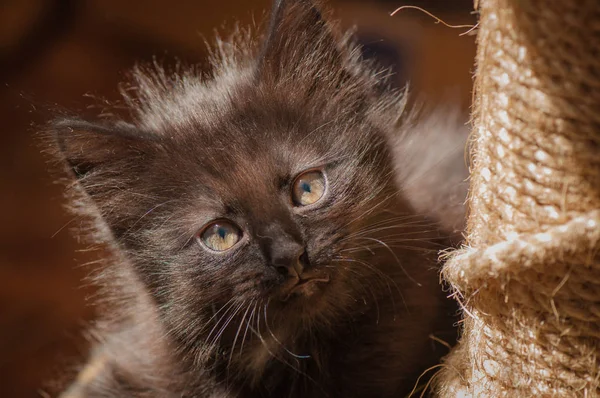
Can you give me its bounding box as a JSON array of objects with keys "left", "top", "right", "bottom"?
[{"left": 47, "top": 1, "right": 468, "bottom": 397}]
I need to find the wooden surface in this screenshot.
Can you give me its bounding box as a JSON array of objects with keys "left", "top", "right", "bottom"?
[{"left": 0, "top": 1, "right": 474, "bottom": 396}]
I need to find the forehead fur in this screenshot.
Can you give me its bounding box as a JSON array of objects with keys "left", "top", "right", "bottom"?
[{"left": 120, "top": 2, "right": 405, "bottom": 148}]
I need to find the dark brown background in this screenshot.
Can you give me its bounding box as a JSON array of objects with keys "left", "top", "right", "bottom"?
[{"left": 0, "top": 1, "right": 475, "bottom": 396}]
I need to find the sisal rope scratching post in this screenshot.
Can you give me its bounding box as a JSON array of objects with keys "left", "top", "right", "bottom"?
[{"left": 436, "top": 0, "right": 600, "bottom": 396}]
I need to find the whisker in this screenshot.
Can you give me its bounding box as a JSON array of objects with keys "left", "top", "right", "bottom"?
[
  {"left": 345, "top": 226, "right": 439, "bottom": 239},
  {"left": 264, "top": 301, "right": 311, "bottom": 359},
  {"left": 239, "top": 300, "right": 259, "bottom": 359},
  {"left": 128, "top": 199, "right": 178, "bottom": 231},
  {"left": 343, "top": 214, "right": 431, "bottom": 232},
  {"left": 339, "top": 220, "right": 439, "bottom": 243},
  {"left": 205, "top": 297, "right": 237, "bottom": 327},
  {"left": 336, "top": 192, "right": 396, "bottom": 232},
  {"left": 249, "top": 306, "right": 308, "bottom": 377},
  {"left": 205, "top": 300, "right": 242, "bottom": 349},
  {"left": 228, "top": 299, "right": 254, "bottom": 369},
  {"left": 348, "top": 237, "right": 422, "bottom": 286},
  {"left": 333, "top": 257, "right": 405, "bottom": 315},
  {"left": 208, "top": 302, "right": 245, "bottom": 352},
  {"left": 297, "top": 120, "right": 336, "bottom": 146},
  {"left": 51, "top": 216, "right": 78, "bottom": 238},
  {"left": 341, "top": 244, "right": 438, "bottom": 254}
]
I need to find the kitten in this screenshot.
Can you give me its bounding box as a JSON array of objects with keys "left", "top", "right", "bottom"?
[{"left": 48, "top": 0, "right": 468, "bottom": 397}]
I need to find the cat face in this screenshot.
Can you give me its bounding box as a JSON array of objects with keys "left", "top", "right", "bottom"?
[
  {"left": 50, "top": 0, "right": 419, "bottom": 350},
  {"left": 141, "top": 111, "right": 394, "bottom": 324}
]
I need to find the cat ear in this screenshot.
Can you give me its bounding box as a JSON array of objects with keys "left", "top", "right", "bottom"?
[
  {"left": 257, "top": 0, "right": 343, "bottom": 80},
  {"left": 50, "top": 118, "right": 156, "bottom": 183}
]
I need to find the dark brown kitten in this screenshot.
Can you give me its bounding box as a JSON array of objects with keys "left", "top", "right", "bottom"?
[{"left": 48, "top": 1, "right": 467, "bottom": 397}]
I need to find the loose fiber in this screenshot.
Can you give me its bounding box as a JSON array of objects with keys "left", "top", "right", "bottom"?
[{"left": 436, "top": 0, "right": 600, "bottom": 397}]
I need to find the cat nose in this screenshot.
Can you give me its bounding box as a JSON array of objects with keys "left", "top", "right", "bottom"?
[
  {"left": 256, "top": 221, "right": 307, "bottom": 277},
  {"left": 272, "top": 243, "right": 308, "bottom": 277}
]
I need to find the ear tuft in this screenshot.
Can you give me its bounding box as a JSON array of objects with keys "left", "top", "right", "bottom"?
[
  {"left": 50, "top": 118, "right": 156, "bottom": 182},
  {"left": 257, "top": 0, "right": 342, "bottom": 80}
]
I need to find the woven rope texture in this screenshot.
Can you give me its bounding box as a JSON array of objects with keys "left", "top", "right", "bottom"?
[{"left": 436, "top": 0, "right": 600, "bottom": 396}]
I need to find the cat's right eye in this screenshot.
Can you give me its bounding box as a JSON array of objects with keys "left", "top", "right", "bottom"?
[
  {"left": 292, "top": 169, "right": 327, "bottom": 206},
  {"left": 197, "top": 220, "right": 242, "bottom": 252}
]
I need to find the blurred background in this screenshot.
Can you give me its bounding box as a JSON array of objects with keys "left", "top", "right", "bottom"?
[{"left": 0, "top": 0, "right": 475, "bottom": 396}]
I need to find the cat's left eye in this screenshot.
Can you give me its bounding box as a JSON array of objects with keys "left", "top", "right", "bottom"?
[
  {"left": 292, "top": 170, "right": 327, "bottom": 206},
  {"left": 198, "top": 221, "right": 242, "bottom": 252}
]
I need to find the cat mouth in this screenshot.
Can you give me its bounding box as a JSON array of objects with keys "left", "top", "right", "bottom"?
[{"left": 280, "top": 272, "right": 330, "bottom": 302}]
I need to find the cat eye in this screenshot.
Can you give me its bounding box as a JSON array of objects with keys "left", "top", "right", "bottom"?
[
  {"left": 198, "top": 221, "right": 242, "bottom": 252},
  {"left": 292, "top": 170, "right": 326, "bottom": 206}
]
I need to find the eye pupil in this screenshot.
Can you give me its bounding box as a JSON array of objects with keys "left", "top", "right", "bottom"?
[
  {"left": 217, "top": 227, "right": 226, "bottom": 239},
  {"left": 301, "top": 182, "right": 312, "bottom": 193}
]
